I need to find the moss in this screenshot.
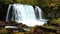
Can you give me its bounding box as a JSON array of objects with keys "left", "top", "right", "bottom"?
[
  {"left": 51, "top": 18, "right": 60, "bottom": 25},
  {"left": 44, "top": 25, "right": 56, "bottom": 29},
  {"left": 0, "top": 29, "right": 9, "bottom": 34},
  {"left": 49, "top": 32, "right": 56, "bottom": 34}
]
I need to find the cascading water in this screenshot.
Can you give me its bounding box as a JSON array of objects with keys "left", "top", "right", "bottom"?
[
  {"left": 35, "top": 6, "right": 42, "bottom": 19},
  {"left": 6, "top": 3, "right": 47, "bottom": 26}
]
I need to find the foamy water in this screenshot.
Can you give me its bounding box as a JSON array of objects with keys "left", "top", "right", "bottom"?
[{"left": 6, "top": 3, "right": 47, "bottom": 26}]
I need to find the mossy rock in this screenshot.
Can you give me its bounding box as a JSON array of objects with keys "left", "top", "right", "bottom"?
[
  {"left": 51, "top": 18, "right": 60, "bottom": 25},
  {"left": 13, "top": 32, "right": 25, "bottom": 34},
  {"left": 0, "top": 29, "right": 9, "bottom": 34}
]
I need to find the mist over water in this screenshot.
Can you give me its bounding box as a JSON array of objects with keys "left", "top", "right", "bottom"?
[{"left": 6, "top": 3, "right": 47, "bottom": 26}]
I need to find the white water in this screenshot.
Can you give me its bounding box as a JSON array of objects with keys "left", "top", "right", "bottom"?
[
  {"left": 6, "top": 3, "right": 47, "bottom": 26},
  {"left": 35, "top": 6, "right": 42, "bottom": 19}
]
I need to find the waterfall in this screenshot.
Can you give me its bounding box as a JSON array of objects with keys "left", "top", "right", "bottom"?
[
  {"left": 6, "top": 4, "right": 13, "bottom": 22},
  {"left": 6, "top": 3, "right": 47, "bottom": 26},
  {"left": 35, "top": 6, "right": 42, "bottom": 20}
]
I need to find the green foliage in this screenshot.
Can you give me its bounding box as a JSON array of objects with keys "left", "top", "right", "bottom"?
[
  {"left": 3, "top": 0, "right": 12, "bottom": 4},
  {"left": 51, "top": 18, "right": 60, "bottom": 25},
  {"left": 1, "top": 0, "right": 38, "bottom": 5}
]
